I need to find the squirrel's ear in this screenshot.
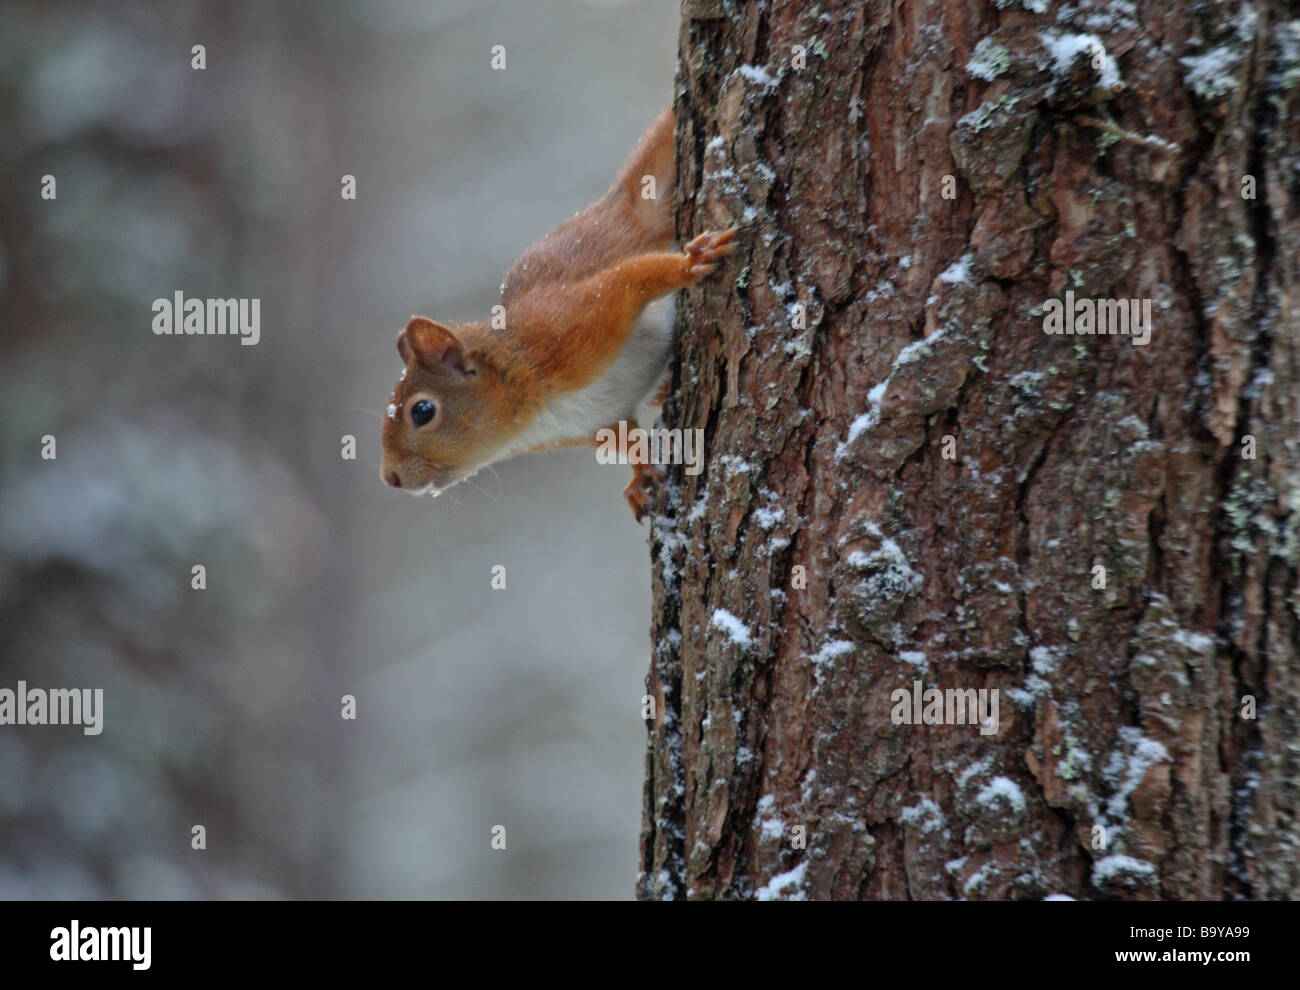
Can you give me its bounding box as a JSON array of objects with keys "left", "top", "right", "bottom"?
[{"left": 398, "top": 317, "right": 474, "bottom": 377}]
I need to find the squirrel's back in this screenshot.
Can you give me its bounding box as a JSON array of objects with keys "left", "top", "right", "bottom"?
[{"left": 500, "top": 108, "right": 676, "bottom": 305}]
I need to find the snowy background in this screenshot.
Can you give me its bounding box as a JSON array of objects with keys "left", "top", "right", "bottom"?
[{"left": 0, "top": 0, "right": 676, "bottom": 898}]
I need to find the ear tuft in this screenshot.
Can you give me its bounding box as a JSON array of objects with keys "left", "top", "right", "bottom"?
[{"left": 397, "top": 316, "right": 473, "bottom": 377}]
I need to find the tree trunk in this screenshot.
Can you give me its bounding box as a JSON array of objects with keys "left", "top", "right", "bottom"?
[{"left": 640, "top": 0, "right": 1300, "bottom": 900}]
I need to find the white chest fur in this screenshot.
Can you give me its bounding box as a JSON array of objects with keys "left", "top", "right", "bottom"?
[{"left": 496, "top": 294, "right": 676, "bottom": 461}]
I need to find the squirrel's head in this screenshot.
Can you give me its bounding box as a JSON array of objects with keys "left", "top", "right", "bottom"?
[{"left": 380, "top": 316, "right": 505, "bottom": 495}]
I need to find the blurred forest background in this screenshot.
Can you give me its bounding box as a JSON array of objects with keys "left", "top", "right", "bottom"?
[{"left": 0, "top": 0, "right": 677, "bottom": 898}]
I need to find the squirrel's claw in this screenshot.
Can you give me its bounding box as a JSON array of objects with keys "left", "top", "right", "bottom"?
[
  {"left": 684, "top": 228, "right": 738, "bottom": 276},
  {"left": 623, "top": 462, "right": 665, "bottom": 524}
]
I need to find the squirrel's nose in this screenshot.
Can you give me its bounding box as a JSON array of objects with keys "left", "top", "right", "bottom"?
[{"left": 385, "top": 470, "right": 402, "bottom": 488}]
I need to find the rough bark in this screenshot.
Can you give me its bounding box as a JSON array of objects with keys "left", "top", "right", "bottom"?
[{"left": 640, "top": 0, "right": 1300, "bottom": 900}]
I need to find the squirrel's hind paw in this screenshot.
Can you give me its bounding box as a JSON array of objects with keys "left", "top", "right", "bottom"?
[{"left": 623, "top": 462, "right": 665, "bottom": 524}]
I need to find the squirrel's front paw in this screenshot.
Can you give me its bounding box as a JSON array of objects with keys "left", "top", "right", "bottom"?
[
  {"left": 684, "top": 228, "right": 738, "bottom": 277},
  {"left": 623, "top": 462, "right": 665, "bottom": 524}
]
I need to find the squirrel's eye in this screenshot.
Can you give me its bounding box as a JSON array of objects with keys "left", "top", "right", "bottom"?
[{"left": 410, "top": 399, "right": 436, "bottom": 427}]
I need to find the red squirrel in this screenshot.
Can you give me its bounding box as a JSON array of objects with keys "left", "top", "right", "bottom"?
[{"left": 379, "top": 107, "right": 736, "bottom": 521}]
